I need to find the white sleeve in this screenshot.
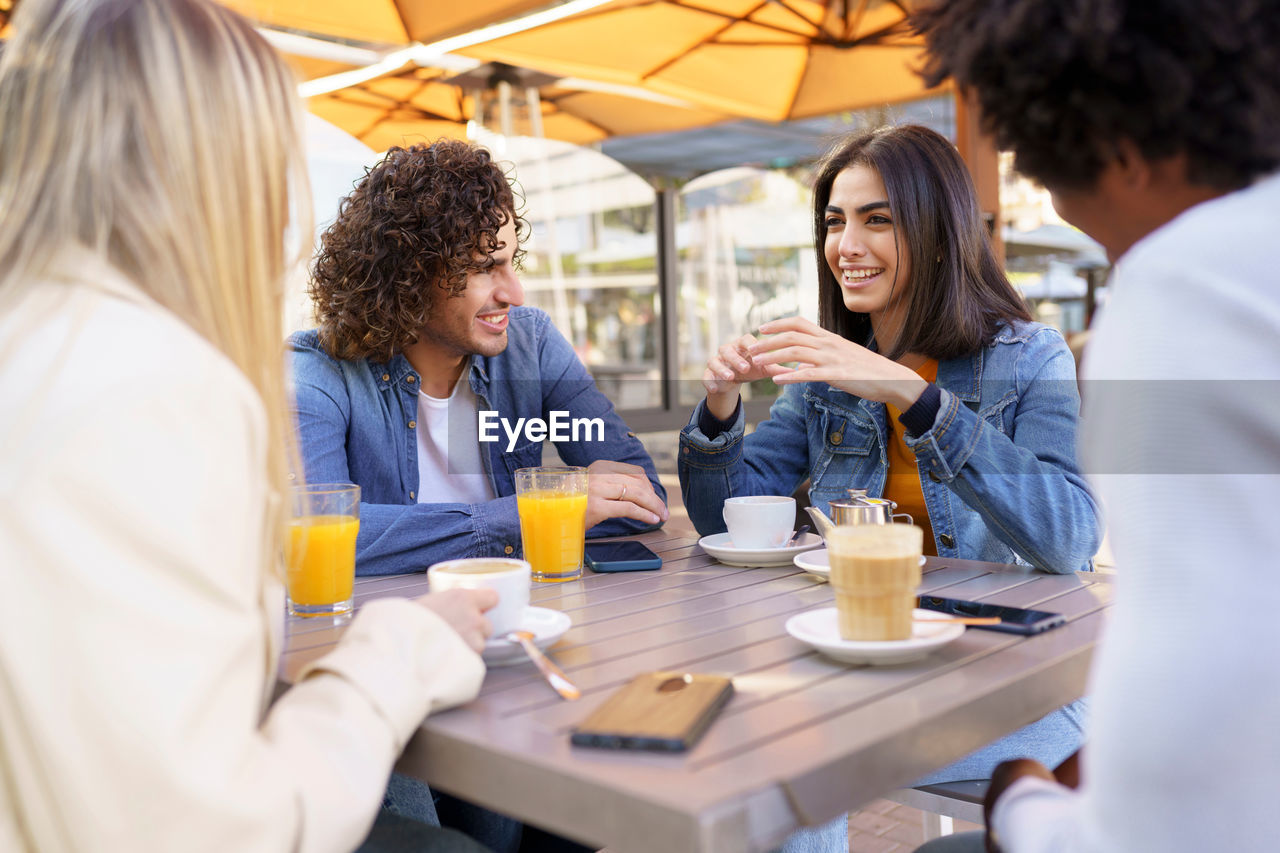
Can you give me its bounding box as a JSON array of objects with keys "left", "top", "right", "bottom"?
[
  {"left": 0, "top": 352, "right": 483, "bottom": 853},
  {"left": 990, "top": 777, "right": 1086, "bottom": 852}
]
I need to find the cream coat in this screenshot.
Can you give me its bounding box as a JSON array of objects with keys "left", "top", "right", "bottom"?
[{"left": 0, "top": 250, "right": 485, "bottom": 852}]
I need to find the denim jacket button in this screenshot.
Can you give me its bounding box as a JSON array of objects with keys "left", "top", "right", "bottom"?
[
  {"left": 830, "top": 432, "right": 842, "bottom": 445},
  {"left": 409, "top": 491, "right": 415, "bottom": 500},
  {"left": 504, "top": 545, "right": 514, "bottom": 555},
  {"left": 929, "top": 471, "right": 942, "bottom": 483},
  {"left": 406, "top": 375, "right": 416, "bottom": 384},
  {"left": 940, "top": 533, "right": 955, "bottom": 548},
  {"left": 381, "top": 373, "right": 390, "bottom": 382},
  {"left": 408, "top": 420, "right": 417, "bottom": 429}
]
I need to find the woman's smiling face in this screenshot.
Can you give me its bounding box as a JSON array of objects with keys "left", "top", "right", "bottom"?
[{"left": 823, "top": 164, "right": 912, "bottom": 331}]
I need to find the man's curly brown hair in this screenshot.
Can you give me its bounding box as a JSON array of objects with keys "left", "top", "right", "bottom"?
[
  {"left": 309, "top": 140, "right": 529, "bottom": 362},
  {"left": 913, "top": 0, "right": 1280, "bottom": 192}
]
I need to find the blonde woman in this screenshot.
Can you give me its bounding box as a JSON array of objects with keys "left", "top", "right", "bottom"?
[{"left": 0, "top": 1, "right": 497, "bottom": 851}]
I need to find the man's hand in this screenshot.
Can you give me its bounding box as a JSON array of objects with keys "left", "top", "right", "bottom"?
[
  {"left": 584, "top": 460, "right": 668, "bottom": 529},
  {"left": 415, "top": 588, "right": 499, "bottom": 653},
  {"left": 1053, "top": 749, "right": 1081, "bottom": 789},
  {"left": 983, "top": 758, "right": 1057, "bottom": 853}
]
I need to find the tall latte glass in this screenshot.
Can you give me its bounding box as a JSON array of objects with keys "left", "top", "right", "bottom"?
[
  {"left": 826, "top": 524, "right": 923, "bottom": 641},
  {"left": 515, "top": 466, "right": 589, "bottom": 582},
  {"left": 286, "top": 483, "right": 360, "bottom": 618}
]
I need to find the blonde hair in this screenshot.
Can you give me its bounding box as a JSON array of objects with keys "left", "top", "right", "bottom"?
[{"left": 0, "top": 0, "right": 311, "bottom": 575}]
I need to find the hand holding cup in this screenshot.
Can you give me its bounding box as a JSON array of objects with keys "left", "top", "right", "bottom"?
[
  {"left": 428, "top": 558, "right": 531, "bottom": 637},
  {"left": 416, "top": 588, "right": 500, "bottom": 652}
]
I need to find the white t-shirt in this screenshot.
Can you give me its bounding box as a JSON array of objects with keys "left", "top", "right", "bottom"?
[
  {"left": 993, "top": 171, "right": 1280, "bottom": 851},
  {"left": 415, "top": 380, "right": 496, "bottom": 506}
]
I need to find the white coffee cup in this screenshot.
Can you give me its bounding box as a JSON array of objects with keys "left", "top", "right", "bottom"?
[
  {"left": 722, "top": 495, "right": 796, "bottom": 550},
  {"left": 427, "top": 557, "right": 531, "bottom": 637}
]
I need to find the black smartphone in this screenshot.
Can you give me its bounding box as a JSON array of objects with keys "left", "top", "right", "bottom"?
[
  {"left": 584, "top": 541, "right": 662, "bottom": 573},
  {"left": 916, "top": 595, "right": 1067, "bottom": 635},
  {"left": 570, "top": 672, "right": 734, "bottom": 752}
]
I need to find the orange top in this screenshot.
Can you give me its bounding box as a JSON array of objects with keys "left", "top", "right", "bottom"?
[{"left": 883, "top": 360, "right": 940, "bottom": 556}]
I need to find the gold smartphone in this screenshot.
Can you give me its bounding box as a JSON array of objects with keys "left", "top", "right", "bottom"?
[{"left": 570, "top": 671, "right": 734, "bottom": 752}]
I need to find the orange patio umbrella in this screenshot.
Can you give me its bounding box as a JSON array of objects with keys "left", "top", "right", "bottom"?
[
  {"left": 305, "top": 61, "right": 731, "bottom": 151},
  {"left": 458, "top": 0, "right": 947, "bottom": 122},
  {"left": 219, "top": 0, "right": 556, "bottom": 48}
]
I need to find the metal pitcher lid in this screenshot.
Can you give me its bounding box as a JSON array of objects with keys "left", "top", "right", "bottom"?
[{"left": 829, "top": 495, "right": 897, "bottom": 509}]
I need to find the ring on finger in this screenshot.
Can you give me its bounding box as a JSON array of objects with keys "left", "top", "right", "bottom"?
[{"left": 619, "top": 485, "right": 628, "bottom": 501}]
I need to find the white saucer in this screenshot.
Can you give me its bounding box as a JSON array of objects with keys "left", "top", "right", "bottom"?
[
  {"left": 785, "top": 608, "right": 964, "bottom": 665},
  {"left": 698, "top": 531, "right": 824, "bottom": 567},
  {"left": 482, "top": 606, "right": 572, "bottom": 667},
  {"left": 793, "top": 547, "right": 927, "bottom": 580}
]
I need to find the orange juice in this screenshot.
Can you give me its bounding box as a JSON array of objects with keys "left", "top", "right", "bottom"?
[
  {"left": 517, "top": 490, "right": 588, "bottom": 582},
  {"left": 286, "top": 514, "right": 358, "bottom": 607}
]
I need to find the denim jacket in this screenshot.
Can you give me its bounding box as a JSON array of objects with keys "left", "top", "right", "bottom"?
[
  {"left": 678, "top": 320, "right": 1100, "bottom": 573},
  {"left": 289, "top": 307, "right": 666, "bottom": 575}
]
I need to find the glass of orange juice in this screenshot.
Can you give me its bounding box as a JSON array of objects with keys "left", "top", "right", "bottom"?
[
  {"left": 286, "top": 482, "right": 360, "bottom": 618},
  {"left": 515, "top": 466, "right": 589, "bottom": 583}
]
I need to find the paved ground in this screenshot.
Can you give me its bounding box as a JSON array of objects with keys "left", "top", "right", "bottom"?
[{"left": 847, "top": 800, "right": 982, "bottom": 852}]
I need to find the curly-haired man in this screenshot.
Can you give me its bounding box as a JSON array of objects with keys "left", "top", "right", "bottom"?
[
  {"left": 290, "top": 140, "right": 668, "bottom": 578},
  {"left": 912, "top": 2, "right": 1280, "bottom": 852}
]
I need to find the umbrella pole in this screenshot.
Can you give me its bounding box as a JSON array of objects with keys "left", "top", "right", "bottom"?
[
  {"left": 498, "top": 80, "right": 514, "bottom": 137},
  {"left": 523, "top": 86, "right": 573, "bottom": 340}
]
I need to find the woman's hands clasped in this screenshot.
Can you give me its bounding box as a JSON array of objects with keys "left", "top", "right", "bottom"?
[
  {"left": 702, "top": 317, "right": 929, "bottom": 414},
  {"left": 702, "top": 333, "right": 790, "bottom": 420}
]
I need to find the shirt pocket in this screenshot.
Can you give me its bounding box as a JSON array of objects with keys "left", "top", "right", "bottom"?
[
  {"left": 500, "top": 439, "right": 545, "bottom": 479},
  {"left": 807, "top": 395, "right": 876, "bottom": 502},
  {"left": 979, "top": 391, "right": 1017, "bottom": 436}
]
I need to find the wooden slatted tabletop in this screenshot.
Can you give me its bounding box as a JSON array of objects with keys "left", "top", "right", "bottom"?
[{"left": 282, "top": 527, "right": 1112, "bottom": 853}]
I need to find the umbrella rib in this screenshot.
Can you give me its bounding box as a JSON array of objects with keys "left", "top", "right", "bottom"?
[
  {"left": 330, "top": 76, "right": 459, "bottom": 140},
  {"left": 679, "top": 0, "right": 824, "bottom": 39},
  {"left": 694, "top": 36, "right": 917, "bottom": 48},
  {"left": 844, "top": 0, "right": 871, "bottom": 42},
  {"left": 637, "top": 1, "right": 761, "bottom": 80},
  {"left": 759, "top": 0, "right": 824, "bottom": 36}
]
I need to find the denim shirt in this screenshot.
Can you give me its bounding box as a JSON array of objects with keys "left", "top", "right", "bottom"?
[
  {"left": 289, "top": 307, "right": 666, "bottom": 575},
  {"left": 678, "top": 320, "right": 1101, "bottom": 573}
]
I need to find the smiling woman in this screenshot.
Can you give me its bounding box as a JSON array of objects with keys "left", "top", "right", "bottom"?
[
  {"left": 0, "top": 2, "right": 500, "bottom": 852},
  {"left": 680, "top": 124, "right": 1097, "bottom": 574},
  {"left": 677, "top": 124, "right": 1101, "bottom": 853}
]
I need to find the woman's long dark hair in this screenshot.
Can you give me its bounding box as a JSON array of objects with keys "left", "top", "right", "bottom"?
[{"left": 813, "top": 124, "right": 1030, "bottom": 361}]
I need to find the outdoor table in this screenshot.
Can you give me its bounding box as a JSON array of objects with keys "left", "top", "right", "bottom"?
[{"left": 281, "top": 526, "right": 1112, "bottom": 853}]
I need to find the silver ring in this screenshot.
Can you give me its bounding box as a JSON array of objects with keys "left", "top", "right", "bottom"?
[{"left": 619, "top": 485, "right": 628, "bottom": 501}]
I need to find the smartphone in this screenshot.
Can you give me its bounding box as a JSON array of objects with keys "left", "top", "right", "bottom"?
[
  {"left": 917, "top": 595, "right": 1067, "bottom": 635},
  {"left": 570, "top": 671, "right": 733, "bottom": 752},
  {"left": 584, "top": 541, "right": 662, "bottom": 573}
]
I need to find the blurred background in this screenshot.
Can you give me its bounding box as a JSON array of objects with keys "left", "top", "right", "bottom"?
[{"left": 0, "top": 0, "right": 1107, "bottom": 467}]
